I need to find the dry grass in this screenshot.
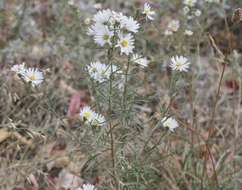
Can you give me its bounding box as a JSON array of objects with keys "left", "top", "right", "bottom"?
[{"left": 1, "top": 0, "right": 242, "bottom": 190}]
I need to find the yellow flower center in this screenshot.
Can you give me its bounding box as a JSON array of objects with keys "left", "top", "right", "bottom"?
[
  {"left": 83, "top": 111, "right": 91, "bottom": 119},
  {"left": 91, "top": 68, "right": 97, "bottom": 72},
  {"left": 29, "top": 74, "right": 36, "bottom": 81},
  {"left": 144, "top": 9, "right": 149, "bottom": 14},
  {"left": 176, "top": 61, "right": 183, "bottom": 67},
  {"left": 92, "top": 119, "right": 98, "bottom": 126},
  {"left": 101, "top": 70, "right": 106, "bottom": 75},
  {"left": 103, "top": 34, "right": 109, "bottom": 41},
  {"left": 121, "top": 39, "right": 129, "bottom": 48},
  {"left": 188, "top": 0, "right": 192, "bottom": 3}
]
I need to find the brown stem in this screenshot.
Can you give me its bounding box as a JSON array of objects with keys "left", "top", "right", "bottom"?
[
  {"left": 207, "top": 63, "right": 226, "bottom": 139},
  {"left": 200, "top": 62, "right": 226, "bottom": 190}
]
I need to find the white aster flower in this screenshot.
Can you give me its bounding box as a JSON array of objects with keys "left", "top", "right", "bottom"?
[
  {"left": 183, "top": 0, "right": 197, "bottom": 7},
  {"left": 167, "top": 20, "right": 180, "bottom": 32},
  {"left": 132, "top": 54, "right": 149, "bottom": 67},
  {"left": 93, "top": 9, "right": 113, "bottom": 26},
  {"left": 80, "top": 106, "right": 96, "bottom": 124},
  {"left": 184, "top": 30, "right": 193, "bottom": 36},
  {"left": 120, "top": 16, "right": 140, "bottom": 33},
  {"left": 194, "top": 9, "right": 202, "bottom": 17},
  {"left": 94, "top": 26, "right": 114, "bottom": 46},
  {"left": 116, "top": 33, "right": 134, "bottom": 55},
  {"left": 11, "top": 62, "right": 26, "bottom": 75},
  {"left": 169, "top": 55, "right": 190, "bottom": 72},
  {"left": 81, "top": 184, "right": 96, "bottom": 190},
  {"left": 161, "top": 117, "right": 179, "bottom": 132},
  {"left": 87, "top": 61, "right": 110, "bottom": 82},
  {"left": 80, "top": 106, "right": 105, "bottom": 127},
  {"left": 92, "top": 113, "right": 106, "bottom": 127},
  {"left": 183, "top": 6, "right": 190, "bottom": 15},
  {"left": 142, "top": 2, "right": 156, "bottom": 20},
  {"left": 22, "top": 68, "right": 44, "bottom": 87}
]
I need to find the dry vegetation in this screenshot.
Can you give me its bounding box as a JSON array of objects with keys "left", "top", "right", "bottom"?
[{"left": 0, "top": 0, "right": 242, "bottom": 190}]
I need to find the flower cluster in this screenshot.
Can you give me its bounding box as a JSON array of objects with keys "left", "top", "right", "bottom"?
[
  {"left": 87, "top": 3, "right": 155, "bottom": 56},
  {"left": 11, "top": 63, "right": 44, "bottom": 87},
  {"left": 87, "top": 61, "right": 119, "bottom": 83},
  {"left": 87, "top": 9, "right": 140, "bottom": 55},
  {"left": 80, "top": 106, "right": 106, "bottom": 127}
]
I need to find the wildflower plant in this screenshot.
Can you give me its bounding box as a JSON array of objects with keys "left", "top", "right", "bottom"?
[
  {"left": 83, "top": 3, "right": 159, "bottom": 189},
  {"left": 1, "top": 0, "right": 242, "bottom": 190},
  {"left": 11, "top": 63, "right": 44, "bottom": 87}
]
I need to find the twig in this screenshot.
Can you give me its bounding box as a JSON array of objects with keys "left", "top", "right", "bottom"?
[{"left": 200, "top": 33, "right": 227, "bottom": 189}]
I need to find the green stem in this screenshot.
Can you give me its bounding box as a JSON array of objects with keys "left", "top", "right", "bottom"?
[
  {"left": 107, "top": 46, "right": 119, "bottom": 190},
  {"left": 108, "top": 48, "right": 113, "bottom": 115},
  {"left": 122, "top": 56, "right": 131, "bottom": 113}
]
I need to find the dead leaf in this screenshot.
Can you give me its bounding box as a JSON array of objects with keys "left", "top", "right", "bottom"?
[
  {"left": 12, "top": 132, "right": 33, "bottom": 146},
  {"left": 50, "top": 139, "right": 67, "bottom": 155},
  {"left": 67, "top": 93, "right": 81, "bottom": 117},
  {"left": 67, "top": 91, "right": 90, "bottom": 117},
  {"left": 0, "top": 128, "right": 11, "bottom": 143},
  {"left": 25, "top": 174, "right": 39, "bottom": 190},
  {"left": 224, "top": 79, "right": 239, "bottom": 93}
]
